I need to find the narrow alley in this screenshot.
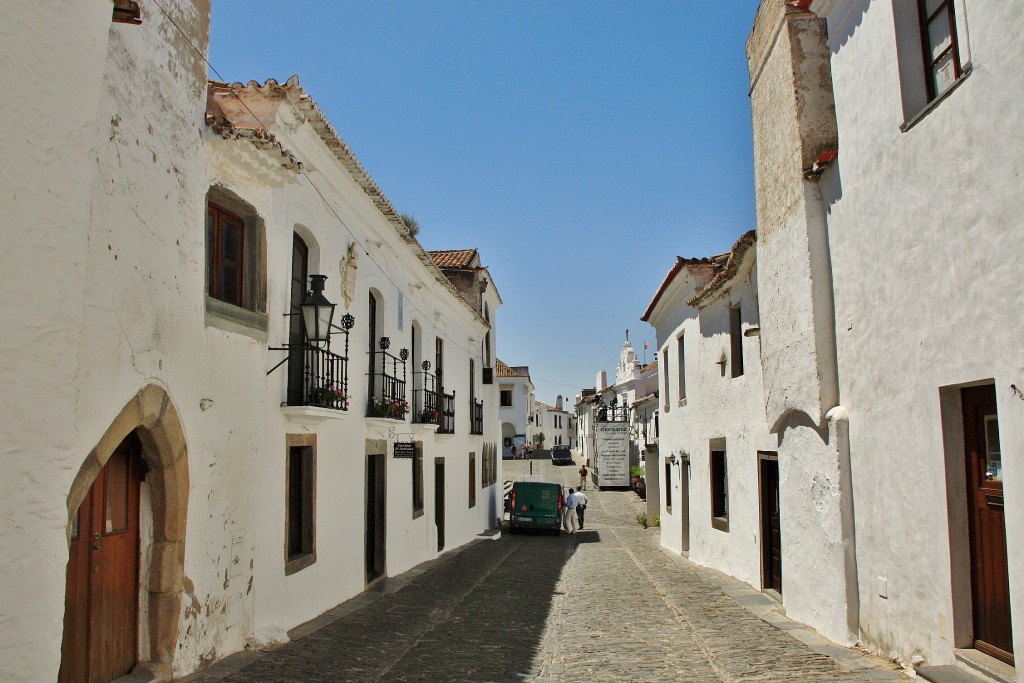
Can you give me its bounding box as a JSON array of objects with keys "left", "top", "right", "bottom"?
[{"left": 179, "top": 458, "right": 906, "bottom": 683}]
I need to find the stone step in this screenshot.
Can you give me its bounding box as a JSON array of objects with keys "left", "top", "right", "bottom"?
[{"left": 918, "top": 649, "right": 1017, "bottom": 683}]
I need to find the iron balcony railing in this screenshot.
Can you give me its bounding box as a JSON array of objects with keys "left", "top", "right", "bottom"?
[
  {"left": 470, "top": 398, "right": 484, "bottom": 435},
  {"left": 595, "top": 399, "right": 629, "bottom": 422},
  {"left": 300, "top": 346, "right": 351, "bottom": 410},
  {"left": 271, "top": 317, "right": 353, "bottom": 411},
  {"left": 366, "top": 337, "right": 409, "bottom": 419},
  {"left": 414, "top": 365, "right": 440, "bottom": 426}
]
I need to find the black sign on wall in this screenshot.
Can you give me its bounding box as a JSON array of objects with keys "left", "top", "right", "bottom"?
[{"left": 393, "top": 442, "right": 416, "bottom": 459}]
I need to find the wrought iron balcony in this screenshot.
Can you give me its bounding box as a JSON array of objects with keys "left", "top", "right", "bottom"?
[
  {"left": 470, "top": 398, "right": 484, "bottom": 435},
  {"left": 595, "top": 398, "right": 629, "bottom": 423},
  {"left": 366, "top": 337, "right": 409, "bottom": 420},
  {"left": 414, "top": 365, "right": 440, "bottom": 426}
]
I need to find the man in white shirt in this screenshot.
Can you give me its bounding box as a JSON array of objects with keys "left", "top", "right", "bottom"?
[
  {"left": 563, "top": 488, "right": 578, "bottom": 535},
  {"left": 574, "top": 489, "right": 588, "bottom": 529}
]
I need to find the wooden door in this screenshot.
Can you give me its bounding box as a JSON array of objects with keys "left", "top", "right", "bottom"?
[
  {"left": 60, "top": 434, "right": 142, "bottom": 683},
  {"left": 435, "top": 460, "right": 445, "bottom": 552},
  {"left": 760, "top": 457, "right": 782, "bottom": 594},
  {"left": 286, "top": 234, "right": 308, "bottom": 405},
  {"left": 365, "top": 454, "right": 386, "bottom": 583},
  {"left": 963, "top": 385, "right": 1013, "bottom": 664}
]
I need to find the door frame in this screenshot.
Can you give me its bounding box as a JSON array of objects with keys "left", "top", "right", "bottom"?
[
  {"left": 435, "top": 458, "right": 446, "bottom": 552},
  {"left": 758, "top": 452, "right": 782, "bottom": 597},
  {"left": 62, "top": 386, "right": 189, "bottom": 679},
  {"left": 365, "top": 451, "right": 387, "bottom": 585},
  {"left": 961, "top": 384, "right": 1013, "bottom": 664}
]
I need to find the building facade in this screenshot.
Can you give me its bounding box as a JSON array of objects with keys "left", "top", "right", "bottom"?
[
  {"left": 496, "top": 359, "right": 534, "bottom": 458},
  {"left": 800, "top": 0, "right": 1021, "bottom": 671},
  {"left": 0, "top": 3, "right": 502, "bottom": 680}
]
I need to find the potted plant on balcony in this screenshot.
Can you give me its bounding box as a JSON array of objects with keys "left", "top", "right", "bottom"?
[
  {"left": 420, "top": 407, "right": 440, "bottom": 423},
  {"left": 310, "top": 383, "right": 348, "bottom": 409},
  {"left": 372, "top": 397, "right": 409, "bottom": 419}
]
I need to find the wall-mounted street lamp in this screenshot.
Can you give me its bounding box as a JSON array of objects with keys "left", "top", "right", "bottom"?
[
  {"left": 267, "top": 274, "right": 355, "bottom": 376},
  {"left": 301, "top": 274, "right": 337, "bottom": 344}
]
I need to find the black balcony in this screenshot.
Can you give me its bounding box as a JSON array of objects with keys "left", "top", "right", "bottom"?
[
  {"left": 367, "top": 338, "right": 409, "bottom": 419},
  {"left": 595, "top": 398, "right": 629, "bottom": 422},
  {"left": 414, "top": 366, "right": 440, "bottom": 426},
  {"left": 470, "top": 398, "right": 484, "bottom": 435},
  {"left": 283, "top": 345, "right": 350, "bottom": 411}
]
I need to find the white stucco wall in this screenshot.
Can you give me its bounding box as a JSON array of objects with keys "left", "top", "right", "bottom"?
[
  {"left": 1, "top": 3, "right": 212, "bottom": 679},
  {"left": 0, "top": 5, "right": 502, "bottom": 678},
  {"left": 819, "top": 0, "right": 1024, "bottom": 670}
]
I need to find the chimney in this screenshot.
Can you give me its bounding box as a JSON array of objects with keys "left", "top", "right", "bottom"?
[
  {"left": 556, "top": 395, "right": 563, "bottom": 411},
  {"left": 597, "top": 370, "right": 607, "bottom": 390}
]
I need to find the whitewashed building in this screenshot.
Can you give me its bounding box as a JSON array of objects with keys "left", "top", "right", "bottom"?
[
  {"left": 532, "top": 396, "right": 574, "bottom": 449},
  {"left": 0, "top": 3, "right": 502, "bottom": 680},
  {"left": 496, "top": 359, "right": 534, "bottom": 457},
  {"left": 643, "top": 233, "right": 793, "bottom": 597},
  {"left": 751, "top": 0, "right": 1024, "bottom": 673}
]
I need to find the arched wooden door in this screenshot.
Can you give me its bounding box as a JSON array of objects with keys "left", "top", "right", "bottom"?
[{"left": 60, "top": 433, "right": 143, "bottom": 683}]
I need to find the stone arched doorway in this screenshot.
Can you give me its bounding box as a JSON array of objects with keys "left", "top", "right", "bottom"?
[
  {"left": 64, "top": 385, "right": 188, "bottom": 681},
  {"left": 501, "top": 421, "right": 516, "bottom": 458}
]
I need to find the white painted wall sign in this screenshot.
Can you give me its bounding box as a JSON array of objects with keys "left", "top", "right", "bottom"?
[{"left": 595, "top": 423, "right": 629, "bottom": 487}]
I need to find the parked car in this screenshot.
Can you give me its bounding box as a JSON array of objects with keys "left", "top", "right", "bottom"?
[
  {"left": 551, "top": 444, "right": 573, "bottom": 465},
  {"left": 508, "top": 479, "right": 564, "bottom": 532}
]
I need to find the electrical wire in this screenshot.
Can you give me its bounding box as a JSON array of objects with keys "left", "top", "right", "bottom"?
[{"left": 151, "top": 0, "right": 589, "bottom": 393}]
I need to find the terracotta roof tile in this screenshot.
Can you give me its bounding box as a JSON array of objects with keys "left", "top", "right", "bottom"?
[
  {"left": 641, "top": 256, "right": 718, "bottom": 322},
  {"left": 204, "top": 77, "right": 493, "bottom": 327},
  {"left": 495, "top": 359, "right": 529, "bottom": 378},
  {"left": 428, "top": 249, "right": 478, "bottom": 269},
  {"left": 687, "top": 230, "right": 757, "bottom": 308}
]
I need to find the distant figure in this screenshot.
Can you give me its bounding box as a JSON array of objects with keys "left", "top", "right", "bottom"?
[
  {"left": 563, "top": 487, "right": 579, "bottom": 535},
  {"left": 578, "top": 464, "right": 588, "bottom": 490},
  {"left": 574, "top": 489, "right": 588, "bottom": 529},
  {"left": 510, "top": 444, "right": 517, "bottom": 458}
]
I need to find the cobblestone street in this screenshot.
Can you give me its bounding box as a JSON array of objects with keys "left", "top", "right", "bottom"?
[{"left": 181, "top": 458, "right": 907, "bottom": 683}]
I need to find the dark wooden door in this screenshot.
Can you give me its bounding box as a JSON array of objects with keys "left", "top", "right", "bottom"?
[
  {"left": 286, "top": 234, "right": 309, "bottom": 405},
  {"left": 435, "top": 460, "right": 445, "bottom": 552},
  {"left": 760, "top": 457, "right": 782, "bottom": 594},
  {"left": 60, "top": 434, "right": 142, "bottom": 683},
  {"left": 368, "top": 293, "right": 378, "bottom": 402},
  {"left": 963, "top": 385, "right": 1013, "bottom": 664},
  {"left": 365, "top": 454, "right": 386, "bottom": 583}
]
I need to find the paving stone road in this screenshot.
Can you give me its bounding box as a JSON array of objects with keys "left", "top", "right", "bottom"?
[{"left": 181, "top": 457, "right": 907, "bottom": 683}]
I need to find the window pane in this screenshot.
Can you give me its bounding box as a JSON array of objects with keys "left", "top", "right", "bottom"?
[
  {"left": 221, "top": 264, "right": 240, "bottom": 304},
  {"left": 927, "top": 16, "right": 952, "bottom": 62},
  {"left": 923, "top": 0, "right": 945, "bottom": 18},
  {"left": 105, "top": 450, "right": 129, "bottom": 533},
  {"left": 222, "top": 222, "right": 241, "bottom": 263},
  {"left": 984, "top": 415, "right": 1002, "bottom": 483},
  {"left": 931, "top": 51, "right": 957, "bottom": 95}
]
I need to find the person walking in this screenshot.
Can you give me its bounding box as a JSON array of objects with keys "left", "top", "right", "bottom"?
[
  {"left": 578, "top": 463, "right": 588, "bottom": 490},
  {"left": 563, "top": 487, "right": 579, "bottom": 535},
  {"left": 574, "top": 489, "right": 588, "bottom": 530}
]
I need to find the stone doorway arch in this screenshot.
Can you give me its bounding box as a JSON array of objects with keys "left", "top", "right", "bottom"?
[{"left": 65, "top": 385, "right": 188, "bottom": 680}]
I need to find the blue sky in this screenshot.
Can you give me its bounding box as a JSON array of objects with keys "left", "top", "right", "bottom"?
[{"left": 209, "top": 1, "right": 762, "bottom": 405}]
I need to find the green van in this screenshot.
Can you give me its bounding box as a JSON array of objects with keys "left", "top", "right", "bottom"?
[{"left": 509, "top": 479, "right": 564, "bottom": 532}]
